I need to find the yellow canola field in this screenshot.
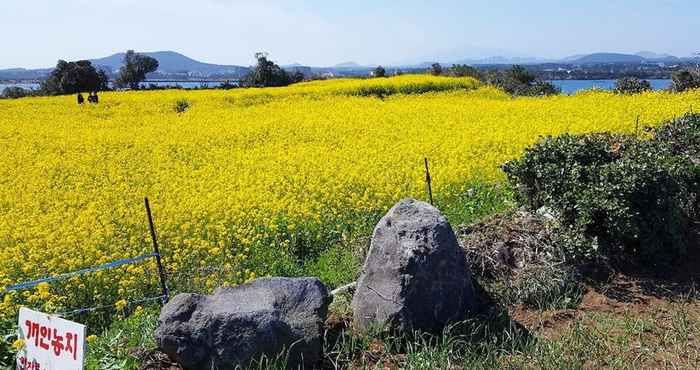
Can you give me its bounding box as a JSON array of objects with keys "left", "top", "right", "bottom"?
[{"left": 0, "top": 75, "right": 698, "bottom": 316}]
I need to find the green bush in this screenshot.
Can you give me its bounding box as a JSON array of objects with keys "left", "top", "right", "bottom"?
[
  {"left": 613, "top": 77, "right": 651, "bottom": 94},
  {"left": 430, "top": 63, "right": 443, "bottom": 76},
  {"left": 502, "top": 114, "right": 699, "bottom": 267},
  {"left": 449, "top": 64, "right": 481, "bottom": 79},
  {"left": 651, "top": 113, "right": 700, "bottom": 158},
  {"left": 174, "top": 99, "right": 190, "bottom": 113},
  {"left": 373, "top": 66, "right": 387, "bottom": 78},
  {"left": 2, "top": 87, "right": 33, "bottom": 99},
  {"left": 483, "top": 65, "right": 560, "bottom": 97},
  {"left": 0, "top": 319, "right": 15, "bottom": 368},
  {"left": 670, "top": 69, "right": 700, "bottom": 92}
]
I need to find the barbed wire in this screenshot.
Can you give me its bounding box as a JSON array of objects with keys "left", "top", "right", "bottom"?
[{"left": 58, "top": 295, "right": 167, "bottom": 318}]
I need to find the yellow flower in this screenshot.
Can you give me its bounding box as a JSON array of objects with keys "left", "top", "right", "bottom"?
[
  {"left": 12, "top": 339, "right": 25, "bottom": 350},
  {"left": 36, "top": 282, "right": 51, "bottom": 299},
  {"left": 0, "top": 75, "right": 697, "bottom": 320},
  {"left": 86, "top": 335, "right": 98, "bottom": 344}
]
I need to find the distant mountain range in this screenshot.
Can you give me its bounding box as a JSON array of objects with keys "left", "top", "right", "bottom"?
[
  {"left": 1, "top": 50, "right": 698, "bottom": 81},
  {"left": 0, "top": 51, "right": 250, "bottom": 80},
  {"left": 90, "top": 51, "right": 249, "bottom": 76},
  {"left": 563, "top": 52, "right": 681, "bottom": 64},
  {"left": 425, "top": 51, "right": 688, "bottom": 66}
]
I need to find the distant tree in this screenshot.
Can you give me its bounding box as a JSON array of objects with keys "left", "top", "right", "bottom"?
[
  {"left": 2, "top": 86, "right": 33, "bottom": 99},
  {"left": 373, "top": 65, "right": 387, "bottom": 78},
  {"left": 116, "top": 50, "right": 159, "bottom": 89},
  {"left": 430, "top": 63, "right": 443, "bottom": 76},
  {"left": 613, "top": 77, "right": 652, "bottom": 94},
  {"left": 529, "top": 80, "right": 561, "bottom": 96},
  {"left": 241, "top": 52, "right": 292, "bottom": 87},
  {"left": 291, "top": 70, "right": 305, "bottom": 83},
  {"left": 485, "top": 65, "right": 560, "bottom": 96},
  {"left": 670, "top": 69, "right": 700, "bottom": 92},
  {"left": 449, "top": 64, "right": 480, "bottom": 79},
  {"left": 507, "top": 65, "right": 536, "bottom": 85},
  {"left": 40, "top": 60, "right": 109, "bottom": 95},
  {"left": 218, "top": 80, "right": 237, "bottom": 90}
]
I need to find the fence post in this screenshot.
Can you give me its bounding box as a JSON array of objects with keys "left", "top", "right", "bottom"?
[
  {"left": 145, "top": 197, "right": 170, "bottom": 304},
  {"left": 424, "top": 158, "right": 434, "bottom": 206}
]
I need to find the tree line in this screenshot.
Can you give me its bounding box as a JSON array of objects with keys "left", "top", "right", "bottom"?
[
  {"left": 4, "top": 52, "right": 700, "bottom": 99},
  {"left": 373, "top": 63, "right": 561, "bottom": 96},
  {"left": 42, "top": 50, "right": 160, "bottom": 95},
  {"left": 2, "top": 50, "right": 160, "bottom": 98},
  {"left": 2, "top": 51, "right": 304, "bottom": 98},
  {"left": 375, "top": 62, "right": 700, "bottom": 96}
]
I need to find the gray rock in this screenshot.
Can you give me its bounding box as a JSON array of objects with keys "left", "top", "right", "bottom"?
[
  {"left": 352, "top": 199, "right": 475, "bottom": 333},
  {"left": 155, "top": 277, "right": 330, "bottom": 370}
]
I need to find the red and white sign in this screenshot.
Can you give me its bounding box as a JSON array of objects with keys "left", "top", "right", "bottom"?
[{"left": 16, "top": 307, "right": 86, "bottom": 370}]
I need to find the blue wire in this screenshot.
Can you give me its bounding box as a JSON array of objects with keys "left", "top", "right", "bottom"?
[{"left": 2, "top": 253, "right": 159, "bottom": 293}]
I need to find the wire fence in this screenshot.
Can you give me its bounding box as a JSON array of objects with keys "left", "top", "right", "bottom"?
[
  {"left": 2, "top": 253, "right": 159, "bottom": 294},
  {"left": 2, "top": 159, "right": 439, "bottom": 322},
  {"left": 2, "top": 198, "right": 170, "bottom": 323},
  {"left": 59, "top": 295, "right": 167, "bottom": 318}
]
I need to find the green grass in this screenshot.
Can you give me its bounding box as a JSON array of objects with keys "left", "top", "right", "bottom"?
[
  {"left": 321, "top": 299, "right": 700, "bottom": 370},
  {"left": 78, "top": 289, "right": 699, "bottom": 370},
  {"left": 248, "top": 181, "right": 516, "bottom": 292},
  {"left": 5, "top": 179, "right": 698, "bottom": 370},
  {"left": 84, "top": 307, "right": 159, "bottom": 370}
]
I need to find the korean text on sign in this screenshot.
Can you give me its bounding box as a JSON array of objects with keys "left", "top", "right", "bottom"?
[{"left": 17, "top": 307, "right": 86, "bottom": 370}]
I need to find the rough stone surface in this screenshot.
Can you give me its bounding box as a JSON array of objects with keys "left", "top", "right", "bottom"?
[
  {"left": 352, "top": 198, "right": 475, "bottom": 333},
  {"left": 155, "top": 277, "right": 330, "bottom": 370}
]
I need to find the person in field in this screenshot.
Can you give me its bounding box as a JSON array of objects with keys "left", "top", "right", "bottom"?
[
  {"left": 87, "top": 92, "right": 99, "bottom": 104},
  {"left": 77, "top": 93, "right": 84, "bottom": 104}
]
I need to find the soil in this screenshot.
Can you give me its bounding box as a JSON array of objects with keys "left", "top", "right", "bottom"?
[{"left": 510, "top": 269, "right": 700, "bottom": 349}]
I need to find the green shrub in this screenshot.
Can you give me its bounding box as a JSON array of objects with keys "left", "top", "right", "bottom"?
[
  {"left": 449, "top": 64, "right": 481, "bottom": 79},
  {"left": 483, "top": 65, "right": 560, "bottom": 97},
  {"left": 174, "top": 99, "right": 190, "bottom": 113},
  {"left": 0, "top": 318, "right": 15, "bottom": 368},
  {"left": 670, "top": 69, "right": 700, "bottom": 92},
  {"left": 502, "top": 114, "right": 699, "bottom": 267},
  {"left": 651, "top": 113, "right": 700, "bottom": 158},
  {"left": 2, "top": 87, "right": 33, "bottom": 99},
  {"left": 373, "top": 66, "right": 387, "bottom": 78},
  {"left": 613, "top": 77, "right": 652, "bottom": 94},
  {"left": 430, "top": 63, "right": 443, "bottom": 76}
]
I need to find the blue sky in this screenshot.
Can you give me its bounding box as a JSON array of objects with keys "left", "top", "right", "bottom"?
[{"left": 2, "top": 0, "right": 698, "bottom": 68}]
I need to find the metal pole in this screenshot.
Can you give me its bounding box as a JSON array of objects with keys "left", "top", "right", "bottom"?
[
  {"left": 424, "top": 158, "right": 434, "bottom": 205},
  {"left": 145, "top": 197, "right": 169, "bottom": 304}
]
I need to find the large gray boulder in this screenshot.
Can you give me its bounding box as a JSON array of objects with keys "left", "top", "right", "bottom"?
[
  {"left": 352, "top": 199, "right": 475, "bottom": 333},
  {"left": 155, "top": 277, "right": 330, "bottom": 370}
]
